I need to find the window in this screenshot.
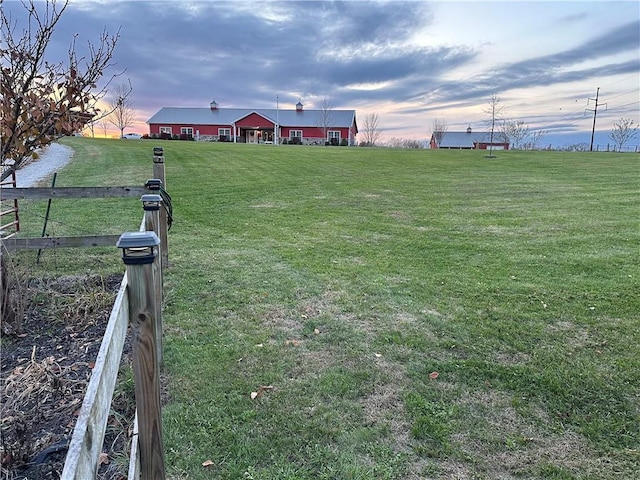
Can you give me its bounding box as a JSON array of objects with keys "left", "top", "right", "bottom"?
[
  {"left": 219, "top": 128, "right": 231, "bottom": 137},
  {"left": 290, "top": 130, "right": 302, "bottom": 139},
  {"left": 181, "top": 127, "right": 194, "bottom": 135},
  {"left": 328, "top": 130, "right": 340, "bottom": 140},
  {"left": 159, "top": 127, "right": 172, "bottom": 134}
]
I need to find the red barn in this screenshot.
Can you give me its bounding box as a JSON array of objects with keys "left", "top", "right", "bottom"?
[{"left": 146, "top": 101, "right": 358, "bottom": 145}]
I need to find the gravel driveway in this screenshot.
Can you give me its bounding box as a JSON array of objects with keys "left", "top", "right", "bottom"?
[{"left": 11, "top": 143, "right": 74, "bottom": 187}]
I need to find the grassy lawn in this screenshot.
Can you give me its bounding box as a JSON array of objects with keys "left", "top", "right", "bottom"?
[{"left": 19, "top": 138, "right": 640, "bottom": 479}]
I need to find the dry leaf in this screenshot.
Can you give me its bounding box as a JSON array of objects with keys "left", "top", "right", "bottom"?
[
  {"left": 314, "top": 328, "right": 320, "bottom": 334},
  {"left": 202, "top": 460, "right": 214, "bottom": 467},
  {"left": 98, "top": 452, "right": 109, "bottom": 465},
  {"left": 255, "top": 343, "right": 264, "bottom": 348},
  {"left": 374, "top": 353, "right": 382, "bottom": 358},
  {"left": 250, "top": 385, "right": 275, "bottom": 400},
  {"left": 285, "top": 339, "right": 301, "bottom": 346},
  {"left": 429, "top": 371, "right": 439, "bottom": 379}
]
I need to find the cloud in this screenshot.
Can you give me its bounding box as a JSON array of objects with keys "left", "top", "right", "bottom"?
[{"left": 3, "top": 0, "right": 636, "bottom": 144}]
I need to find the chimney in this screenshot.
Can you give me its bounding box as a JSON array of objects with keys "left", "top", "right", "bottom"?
[
  {"left": 466, "top": 125, "right": 472, "bottom": 134},
  {"left": 296, "top": 101, "right": 303, "bottom": 112},
  {"left": 210, "top": 100, "right": 218, "bottom": 110}
]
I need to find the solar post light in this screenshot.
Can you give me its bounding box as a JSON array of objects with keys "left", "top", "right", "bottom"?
[
  {"left": 142, "top": 193, "right": 162, "bottom": 212},
  {"left": 153, "top": 146, "right": 163, "bottom": 161},
  {"left": 116, "top": 231, "right": 159, "bottom": 265}
]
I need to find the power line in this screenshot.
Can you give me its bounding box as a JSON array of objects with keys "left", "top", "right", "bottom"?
[{"left": 602, "top": 87, "right": 640, "bottom": 102}]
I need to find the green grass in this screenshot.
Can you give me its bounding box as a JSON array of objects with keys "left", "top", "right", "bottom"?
[{"left": 17, "top": 138, "right": 640, "bottom": 478}]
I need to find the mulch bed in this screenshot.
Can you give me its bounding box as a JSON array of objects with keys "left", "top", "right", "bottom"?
[{"left": 1, "top": 273, "right": 133, "bottom": 480}]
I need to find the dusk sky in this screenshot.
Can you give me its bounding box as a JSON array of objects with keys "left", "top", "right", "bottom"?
[{"left": 6, "top": 0, "right": 640, "bottom": 146}]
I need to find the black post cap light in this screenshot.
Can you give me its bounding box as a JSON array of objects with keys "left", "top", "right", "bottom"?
[
  {"left": 116, "top": 231, "right": 160, "bottom": 265},
  {"left": 145, "top": 179, "right": 163, "bottom": 190},
  {"left": 141, "top": 194, "right": 162, "bottom": 211}
]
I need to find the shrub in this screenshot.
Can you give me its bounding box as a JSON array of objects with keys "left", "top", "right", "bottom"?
[{"left": 340, "top": 138, "right": 348, "bottom": 146}]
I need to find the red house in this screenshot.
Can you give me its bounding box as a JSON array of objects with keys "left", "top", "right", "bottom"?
[{"left": 146, "top": 101, "right": 358, "bottom": 145}]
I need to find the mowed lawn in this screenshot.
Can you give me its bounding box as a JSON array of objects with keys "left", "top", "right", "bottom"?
[{"left": 31, "top": 139, "right": 640, "bottom": 478}]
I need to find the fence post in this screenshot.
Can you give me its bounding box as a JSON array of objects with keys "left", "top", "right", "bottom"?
[
  {"left": 142, "top": 194, "right": 164, "bottom": 366},
  {"left": 152, "top": 147, "right": 169, "bottom": 270},
  {"left": 116, "top": 231, "right": 165, "bottom": 480}
]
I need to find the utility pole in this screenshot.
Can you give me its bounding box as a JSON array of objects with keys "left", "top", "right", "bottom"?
[{"left": 586, "top": 87, "right": 607, "bottom": 152}]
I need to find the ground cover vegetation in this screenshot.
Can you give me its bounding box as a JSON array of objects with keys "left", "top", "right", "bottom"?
[{"left": 8, "top": 138, "right": 639, "bottom": 479}]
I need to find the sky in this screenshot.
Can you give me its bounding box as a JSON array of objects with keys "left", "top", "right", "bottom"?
[{"left": 5, "top": 0, "right": 640, "bottom": 147}]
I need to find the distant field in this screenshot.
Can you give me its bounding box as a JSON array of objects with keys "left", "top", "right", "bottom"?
[{"left": 24, "top": 138, "right": 640, "bottom": 478}]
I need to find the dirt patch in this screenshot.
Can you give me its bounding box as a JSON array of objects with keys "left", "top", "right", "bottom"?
[
  {"left": 450, "top": 388, "right": 623, "bottom": 478},
  {"left": 1, "top": 273, "right": 133, "bottom": 479}
]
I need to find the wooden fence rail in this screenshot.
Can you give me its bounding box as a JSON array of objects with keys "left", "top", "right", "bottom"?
[
  {"left": 61, "top": 274, "right": 131, "bottom": 478},
  {"left": 1, "top": 186, "right": 148, "bottom": 200}
]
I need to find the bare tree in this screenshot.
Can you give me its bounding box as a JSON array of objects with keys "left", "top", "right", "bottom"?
[
  {"left": 385, "top": 137, "right": 424, "bottom": 149},
  {"left": 360, "top": 113, "right": 381, "bottom": 146},
  {"left": 0, "top": 0, "right": 120, "bottom": 181},
  {"left": 431, "top": 118, "right": 448, "bottom": 146},
  {"left": 98, "top": 119, "right": 110, "bottom": 138},
  {"left": 316, "top": 96, "right": 335, "bottom": 145},
  {"left": 483, "top": 93, "right": 506, "bottom": 156},
  {"left": 530, "top": 130, "right": 548, "bottom": 150},
  {"left": 500, "top": 120, "right": 529, "bottom": 150},
  {"left": 609, "top": 117, "right": 638, "bottom": 152},
  {"left": 107, "top": 81, "right": 135, "bottom": 138}
]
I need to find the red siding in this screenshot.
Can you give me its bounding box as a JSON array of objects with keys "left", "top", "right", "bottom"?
[
  {"left": 149, "top": 124, "right": 224, "bottom": 136},
  {"left": 235, "top": 112, "right": 274, "bottom": 128}
]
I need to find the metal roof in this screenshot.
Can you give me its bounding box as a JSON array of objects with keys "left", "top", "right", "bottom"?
[
  {"left": 147, "top": 107, "right": 357, "bottom": 130},
  {"left": 437, "top": 131, "right": 506, "bottom": 148}
]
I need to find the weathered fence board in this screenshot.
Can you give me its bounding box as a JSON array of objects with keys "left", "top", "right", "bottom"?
[
  {"left": 1, "top": 234, "right": 121, "bottom": 251},
  {"left": 127, "top": 414, "right": 140, "bottom": 480},
  {"left": 1, "top": 186, "right": 148, "bottom": 200},
  {"left": 61, "top": 275, "right": 130, "bottom": 480}
]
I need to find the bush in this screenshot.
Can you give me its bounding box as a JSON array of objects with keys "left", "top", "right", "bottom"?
[{"left": 340, "top": 138, "right": 348, "bottom": 146}]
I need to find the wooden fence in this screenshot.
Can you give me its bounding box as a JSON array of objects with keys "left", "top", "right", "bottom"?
[{"left": 1, "top": 148, "right": 170, "bottom": 479}]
